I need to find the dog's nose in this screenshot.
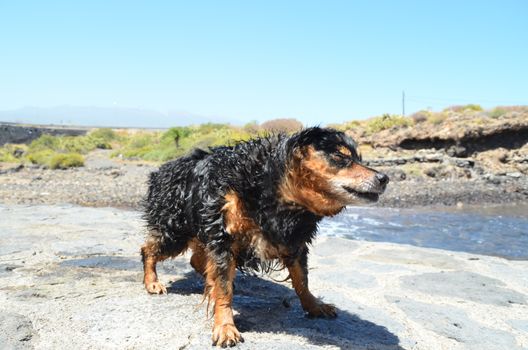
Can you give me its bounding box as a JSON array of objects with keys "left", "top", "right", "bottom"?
[{"left": 375, "top": 173, "right": 389, "bottom": 187}]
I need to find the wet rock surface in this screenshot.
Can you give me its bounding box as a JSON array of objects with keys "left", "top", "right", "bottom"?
[{"left": 1, "top": 205, "right": 527, "bottom": 349}]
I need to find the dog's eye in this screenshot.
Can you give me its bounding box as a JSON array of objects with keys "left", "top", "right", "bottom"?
[
  {"left": 336, "top": 146, "right": 352, "bottom": 157},
  {"left": 332, "top": 150, "right": 351, "bottom": 160},
  {"left": 330, "top": 151, "right": 353, "bottom": 166}
]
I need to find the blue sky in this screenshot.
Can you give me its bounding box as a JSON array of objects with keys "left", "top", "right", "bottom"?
[{"left": 0, "top": 1, "right": 527, "bottom": 126}]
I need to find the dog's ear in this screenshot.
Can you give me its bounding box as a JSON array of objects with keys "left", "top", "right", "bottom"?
[
  {"left": 285, "top": 127, "right": 319, "bottom": 161},
  {"left": 287, "top": 127, "right": 328, "bottom": 153},
  {"left": 287, "top": 127, "right": 361, "bottom": 162},
  {"left": 291, "top": 127, "right": 326, "bottom": 146}
]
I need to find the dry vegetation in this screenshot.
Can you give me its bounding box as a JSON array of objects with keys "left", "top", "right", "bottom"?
[
  {"left": 331, "top": 104, "right": 528, "bottom": 140},
  {"left": 0, "top": 118, "right": 304, "bottom": 167},
  {"left": 1, "top": 105, "right": 527, "bottom": 170}
]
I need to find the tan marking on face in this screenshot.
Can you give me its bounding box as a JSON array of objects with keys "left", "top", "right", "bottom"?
[
  {"left": 279, "top": 146, "right": 345, "bottom": 216},
  {"left": 334, "top": 162, "right": 377, "bottom": 188},
  {"left": 279, "top": 146, "right": 381, "bottom": 212}
]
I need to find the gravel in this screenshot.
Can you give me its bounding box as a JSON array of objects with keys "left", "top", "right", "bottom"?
[{"left": 0, "top": 150, "right": 527, "bottom": 209}]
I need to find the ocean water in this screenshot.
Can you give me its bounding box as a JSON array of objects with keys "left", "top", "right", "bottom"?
[{"left": 320, "top": 204, "right": 528, "bottom": 260}]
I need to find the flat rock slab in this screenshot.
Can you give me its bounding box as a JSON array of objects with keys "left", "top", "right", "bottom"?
[{"left": 0, "top": 205, "right": 527, "bottom": 349}]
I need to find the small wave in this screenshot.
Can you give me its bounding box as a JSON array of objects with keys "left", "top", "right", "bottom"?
[{"left": 319, "top": 205, "right": 528, "bottom": 260}]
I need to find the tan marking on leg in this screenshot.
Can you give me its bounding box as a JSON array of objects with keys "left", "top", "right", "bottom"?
[
  {"left": 142, "top": 253, "right": 167, "bottom": 294},
  {"left": 141, "top": 233, "right": 187, "bottom": 295},
  {"left": 205, "top": 256, "right": 243, "bottom": 347},
  {"left": 287, "top": 261, "right": 336, "bottom": 318},
  {"left": 189, "top": 238, "right": 207, "bottom": 276}
]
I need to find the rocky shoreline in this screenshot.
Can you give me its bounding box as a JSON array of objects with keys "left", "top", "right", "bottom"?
[
  {"left": 1, "top": 149, "right": 527, "bottom": 209},
  {"left": 1, "top": 204, "right": 527, "bottom": 349},
  {"left": 1, "top": 111, "right": 527, "bottom": 209}
]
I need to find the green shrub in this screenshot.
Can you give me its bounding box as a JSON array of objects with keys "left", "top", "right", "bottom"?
[
  {"left": 330, "top": 120, "right": 361, "bottom": 132},
  {"left": 87, "top": 128, "right": 120, "bottom": 149},
  {"left": 427, "top": 112, "right": 449, "bottom": 125},
  {"left": 488, "top": 107, "right": 507, "bottom": 119},
  {"left": 58, "top": 136, "right": 97, "bottom": 153},
  {"left": 111, "top": 131, "right": 166, "bottom": 160},
  {"left": 26, "top": 148, "right": 84, "bottom": 168},
  {"left": 0, "top": 144, "right": 27, "bottom": 163},
  {"left": 197, "top": 123, "right": 229, "bottom": 134},
  {"left": 466, "top": 104, "right": 483, "bottom": 112},
  {"left": 29, "top": 134, "right": 61, "bottom": 151},
  {"left": 26, "top": 149, "right": 55, "bottom": 166},
  {"left": 128, "top": 132, "right": 158, "bottom": 149},
  {"left": 443, "top": 104, "right": 483, "bottom": 113},
  {"left": 93, "top": 141, "right": 112, "bottom": 149},
  {"left": 111, "top": 124, "right": 258, "bottom": 162},
  {"left": 243, "top": 121, "right": 260, "bottom": 133},
  {"left": 29, "top": 133, "right": 105, "bottom": 153},
  {"left": 163, "top": 127, "right": 192, "bottom": 140},
  {"left": 49, "top": 153, "right": 85, "bottom": 169},
  {"left": 366, "top": 114, "right": 413, "bottom": 134},
  {"left": 161, "top": 127, "right": 192, "bottom": 148},
  {"left": 0, "top": 148, "right": 18, "bottom": 163},
  {"left": 89, "top": 128, "right": 118, "bottom": 142}
]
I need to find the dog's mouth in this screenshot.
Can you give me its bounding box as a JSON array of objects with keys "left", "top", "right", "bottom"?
[{"left": 342, "top": 186, "right": 380, "bottom": 202}]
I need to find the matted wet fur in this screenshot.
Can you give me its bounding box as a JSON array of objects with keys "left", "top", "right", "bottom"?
[{"left": 140, "top": 127, "right": 389, "bottom": 347}]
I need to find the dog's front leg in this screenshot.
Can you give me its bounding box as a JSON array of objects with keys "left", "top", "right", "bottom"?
[
  {"left": 205, "top": 254, "right": 243, "bottom": 347},
  {"left": 286, "top": 253, "right": 337, "bottom": 318}
]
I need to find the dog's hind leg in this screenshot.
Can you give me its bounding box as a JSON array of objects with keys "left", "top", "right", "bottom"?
[{"left": 141, "top": 230, "right": 188, "bottom": 295}]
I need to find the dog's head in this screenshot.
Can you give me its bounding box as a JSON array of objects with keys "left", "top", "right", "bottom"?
[{"left": 280, "top": 127, "right": 389, "bottom": 216}]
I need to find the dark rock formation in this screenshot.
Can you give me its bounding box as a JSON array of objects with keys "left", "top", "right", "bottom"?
[{"left": 0, "top": 123, "right": 88, "bottom": 146}]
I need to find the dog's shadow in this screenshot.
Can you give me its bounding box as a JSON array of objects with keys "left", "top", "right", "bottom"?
[{"left": 168, "top": 269, "right": 403, "bottom": 349}]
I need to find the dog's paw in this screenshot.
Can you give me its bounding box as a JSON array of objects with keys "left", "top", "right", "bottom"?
[
  {"left": 306, "top": 302, "right": 337, "bottom": 318},
  {"left": 145, "top": 281, "right": 167, "bottom": 295},
  {"left": 212, "top": 323, "right": 244, "bottom": 347}
]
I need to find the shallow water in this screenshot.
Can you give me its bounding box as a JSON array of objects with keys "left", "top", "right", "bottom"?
[{"left": 320, "top": 204, "right": 528, "bottom": 260}]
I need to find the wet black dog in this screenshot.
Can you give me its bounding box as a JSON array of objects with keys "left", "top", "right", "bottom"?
[{"left": 141, "top": 127, "right": 388, "bottom": 347}]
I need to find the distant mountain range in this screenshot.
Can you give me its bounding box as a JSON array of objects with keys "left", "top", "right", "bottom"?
[{"left": 0, "top": 106, "right": 244, "bottom": 128}]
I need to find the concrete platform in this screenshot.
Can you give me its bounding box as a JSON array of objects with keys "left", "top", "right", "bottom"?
[{"left": 0, "top": 205, "right": 527, "bottom": 349}]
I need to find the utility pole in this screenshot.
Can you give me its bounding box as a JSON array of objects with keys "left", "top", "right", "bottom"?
[{"left": 402, "top": 90, "right": 406, "bottom": 117}]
